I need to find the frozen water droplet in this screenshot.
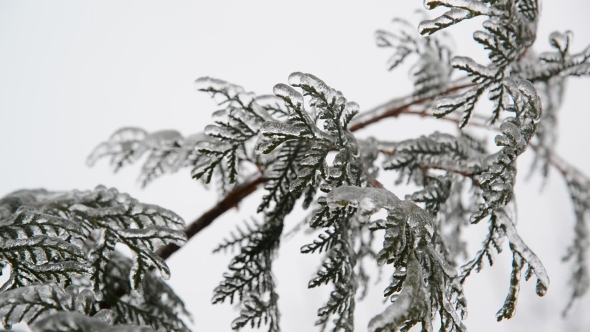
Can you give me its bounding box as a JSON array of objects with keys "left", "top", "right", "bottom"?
[
  {"left": 273, "top": 83, "right": 304, "bottom": 107},
  {"left": 536, "top": 280, "right": 548, "bottom": 297},
  {"left": 288, "top": 72, "right": 303, "bottom": 86},
  {"left": 500, "top": 122, "right": 521, "bottom": 142}
]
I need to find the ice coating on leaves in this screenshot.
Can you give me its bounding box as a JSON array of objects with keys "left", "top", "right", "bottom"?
[
  {"left": 87, "top": 127, "right": 208, "bottom": 187},
  {"left": 341, "top": 102, "right": 360, "bottom": 129},
  {"left": 300, "top": 73, "right": 332, "bottom": 98},
  {"left": 0, "top": 206, "right": 90, "bottom": 291},
  {"left": 80, "top": 3, "right": 590, "bottom": 329},
  {"left": 419, "top": 0, "right": 493, "bottom": 36},
  {"left": 376, "top": 14, "right": 454, "bottom": 99},
  {"left": 549, "top": 31, "right": 572, "bottom": 55},
  {"left": 419, "top": 0, "right": 541, "bottom": 126},
  {"left": 1, "top": 236, "right": 85, "bottom": 264},
  {"left": 327, "top": 186, "right": 400, "bottom": 216},
  {"left": 0, "top": 209, "right": 85, "bottom": 243},
  {"left": 287, "top": 71, "right": 303, "bottom": 86},
  {"left": 368, "top": 254, "right": 430, "bottom": 332},
  {"left": 256, "top": 122, "right": 312, "bottom": 154},
  {"left": 327, "top": 186, "right": 465, "bottom": 330},
  {"left": 0, "top": 186, "right": 186, "bottom": 298},
  {"left": 32, "top": 312, "right": 156, "bottom": 332},
  {"left": 423, "top": 0, "right": 491, "bottom": 14},
  {"left": 99, "top": 253, "right": 191, "bottom": 331},
  {"left": 497, "top": 212, "right": 550, "bottom": 295},
  {"left": 194, "top": 77, "right": 244, "bottom": 96},
  {"left": 0, "top": 283, "right": 100, "bottom": 327},
  {"left": 381, "top": 132, "right": 488, "bottom": 186},
  {"left": 86, "top": 127, "right": 149, "bottom": 169},
  {"left": 419, "top": 8, "right": 472, "bottom": 36},
  {"left": 142, "top": 130, "right": 182, "bottom": 149},
  {"left": 223, "top": 72, "right": 368, "bottom": 332},
  {"left": 204, "top": 125, "right": 235, "bottom": 141},
  {"left": 253, "top": 95, "right": 289, "bottom": 118},
  {"left": 273, "top": 83, "right": 304, "bottom": 107},
  {"left": 190, "top": 79, "right": 273, "bottom": 191},
  {"left": 499, "top": 122, "right": 522, "bottom": 144},
  {"left": 452, "top": 56, "right": 495, "bottom": 80},
  {"left": 93, "top": 309, "right": 115, "bottom": 323}
]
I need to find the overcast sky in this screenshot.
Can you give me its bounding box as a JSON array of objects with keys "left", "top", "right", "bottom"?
[{"left": 1, "top": 1, "right": 590, "bottom": 331}]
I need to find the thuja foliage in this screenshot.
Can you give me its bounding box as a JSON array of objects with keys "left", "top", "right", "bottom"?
[
  {"left": 3, "top": 0, "right": 590, "bottom": 331},
  {"left": 0, "top": 187, "right": 189, "bottom": 331}
]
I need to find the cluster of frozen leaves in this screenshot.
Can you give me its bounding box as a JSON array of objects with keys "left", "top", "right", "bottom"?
[
  {"left": 376, "top": 13, "right": 454, "bottom": 98},
  {"left": 0, "top": 187, "right": 189, "bottom": 331},
  {"left": 417, "top": 0, "right": 542, "bottom": 126}
]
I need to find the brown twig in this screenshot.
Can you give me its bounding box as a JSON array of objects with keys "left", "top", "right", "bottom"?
[
  {"left": 158, "top": 176, "right": 267, "bottom": 260},
  {"left": 349, "top": 81, "right": 474, "bottom": 132}
]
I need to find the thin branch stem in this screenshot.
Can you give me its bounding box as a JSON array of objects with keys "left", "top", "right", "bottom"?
[
  {"left": 158, "top": 175, "right": 266, "bottom": 260},
  {"left": 349, "top": 80, "right": 474, "bottom": 131}
]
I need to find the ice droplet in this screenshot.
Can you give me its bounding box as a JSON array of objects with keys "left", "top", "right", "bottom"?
[
  {"left": 273, "top": 83, "right": 304, "bottom": 107},
  {"left": 536, "top": 280, "right": 548, "bottom": 296},
  {"left": 288, "top": 72, "right": 304, "bottom": 86},
  {"left": 500, "top": 122, "right": 521, "bottom": 142}
]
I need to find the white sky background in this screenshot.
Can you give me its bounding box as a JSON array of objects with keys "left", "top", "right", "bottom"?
[{"left": 1, "top": 1, "right": 590, "bottom": 331}]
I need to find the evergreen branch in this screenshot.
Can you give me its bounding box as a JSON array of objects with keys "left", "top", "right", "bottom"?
[
  {"left": 0, "top": 283, "right": 99, "bottom": 329},
  {"left": 32, "top": 311, "right": 156, "bottom": 332},
  {"left": 97, "top": 253, "right": 190, "bottom": 332}
]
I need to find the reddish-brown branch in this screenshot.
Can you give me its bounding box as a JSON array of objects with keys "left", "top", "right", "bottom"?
[
  {"left": 158, "top": 176, "right": 266, "bottom": 260},
  {"left": 349, "top": 81, "right": 474, "bottom": 132}
]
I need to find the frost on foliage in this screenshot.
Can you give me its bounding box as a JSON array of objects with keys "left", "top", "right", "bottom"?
[
  {"left": 210, "top": 104, "right": 305, "bottom": 332},
  {"left": 419, "top": 0, "right": 494, "bottom": 36},
  {"left": 0, "top": 197, "right": 88, "bottom": 292},
  {"left": 257, "top": 72, "right": 372, "bottom": 331},
  {"left": 88, "top": 128, "right": 194, "bottom": 188},
  {"left": 431, "top": 180, "right": 472, "bottom": 265},
  {"left": 192, "top": 77, "right": 275, "bottom": 195},
  {"left": 511, "top": 31, "right": 590, "bottom": 178},
  {"left": 0, "top": 187, "right": 186, "bottom": 294},
  {"left": 0, "top": 188, "right": 188, "bottom": 331},
  {"left": 376, "top": 15, "right": 453, "bottom": 98},
  {"left": 459, "top": 211, "right": 549, "bottom": 321},
  {"left": 381, "top": 131, "right": 487, "bottom": 185},
  {"left": 88, "top": 78, "right": 292, "bottom": 196},
  {"left": 220, "top": 72, "right": 369, "bottom": 332},
  {"left": 471, "top": 78, "right": 540, "bottom": 223},
  {"left": 514, "top": 31, "right": 590, "bottom": 83},
  {"left": 0, "top": 283, "right": 96, "bottom": 329},
  {"left": 419, "top": 0, "right": 540, "bottom": 126},
  {"left": 382, "top": 78, "right": 541, "bottom": 224},
  {"left": 326, "top": 186, "right": 466, "bottom": 332},
  {"left": 31, "top": 312, "right": 155, "bottom": 332},
  {"left": 96, "top": 253, "right": 190, "bottom": 332},
  {"left": 378, "top": 132, "right": 483, "bottom": 266},
  {"left": 211, "top": 140, "right": 301, "bottom": 332},
  {"left": 211, "top": 212, "right": 284, "bottom": 332},
  {"left": 0, "top": 283, "right": 153, "bottom": 331},
  {"left": 560, "top": 168, "right": 590, "bottom": 315},
  {"left": 367, "top": 253, "right": 430, "bottom": 332}
]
